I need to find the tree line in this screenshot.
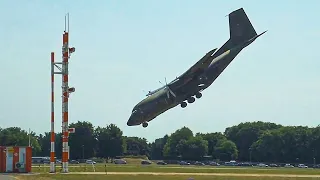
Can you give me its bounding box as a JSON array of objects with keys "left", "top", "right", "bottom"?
[{"left": 1, "top": 121, "right": 320, "bottom": 164}]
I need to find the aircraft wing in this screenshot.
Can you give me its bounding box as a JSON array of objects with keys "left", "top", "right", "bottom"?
[
  {"left": 145, "top": 48, "right": 217, "bottom": 97},
  {"left": 168, "top": 48, "right": 217, "bottom": 86}
]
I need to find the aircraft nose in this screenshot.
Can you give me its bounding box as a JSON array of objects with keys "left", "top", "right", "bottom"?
[
  {"left": 127, "top": 112, "right": 139, "bottom": 126},
  {"left": 127, "top": 120, "right": 133, "bottom": 126},
  {"left": 127, "top": 116, "right": 134, "bottom": 126}
]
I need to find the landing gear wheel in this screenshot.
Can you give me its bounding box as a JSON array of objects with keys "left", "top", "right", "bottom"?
[
  {"left": 181, "top": 102, "right": 187, "bottom": 108},
  {"left": 142, "top": 122, "right": 148, "bottom": 128},
  {"left": 187, "top": 97, "right": 195, "bottom": 103},
  {"left": 195, "top": 92, "right": 202, "bottom": 99}
]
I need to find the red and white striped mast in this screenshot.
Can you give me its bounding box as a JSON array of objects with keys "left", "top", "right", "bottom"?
[
  {"left": 50, "top": 52, "right": 55, "bottom": 173},
  {"left": 50, "top": 13, "right": 76, "bottom": 173}
]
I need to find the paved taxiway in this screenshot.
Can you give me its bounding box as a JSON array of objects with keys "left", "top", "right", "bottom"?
[{"left": 0, "top": 174, "right": 17, "bottom": 180}]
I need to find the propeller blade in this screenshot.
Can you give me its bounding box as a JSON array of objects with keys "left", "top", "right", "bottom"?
[
  {"left": 168, "top": 87, "right": 176, "bottom": 97},
  {"left": 170, "top": 90, "right": 176, "bottom": 97}
]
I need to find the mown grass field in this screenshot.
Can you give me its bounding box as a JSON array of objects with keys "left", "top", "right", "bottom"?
[
  {"left": 21, "top": 158, "right": 320, "bottom": 179},
  {"left": 13, "top": 174, "right": 320, "bottom": 180},
  {"left": 31, "top": 163, "right": 320, "bottom": 175}
]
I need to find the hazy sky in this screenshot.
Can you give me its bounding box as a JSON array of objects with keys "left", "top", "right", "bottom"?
[{"left": 1, "top": 0, "right": 319, "bottom": 142}]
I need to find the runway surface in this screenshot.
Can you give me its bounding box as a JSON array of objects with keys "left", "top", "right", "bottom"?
[{"left": 0, "top": 174, "right": 17, "bottom": 180}]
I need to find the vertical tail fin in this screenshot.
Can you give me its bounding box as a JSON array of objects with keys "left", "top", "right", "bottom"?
[
  {"left": 228, "top": 8, "right": 257, "bottom": 45},
  {"left": 212, "top": 8, "right": 261, "bottom": 58},
  {"left": 206, "top": 8, "right": 265, "bottom": 79}
]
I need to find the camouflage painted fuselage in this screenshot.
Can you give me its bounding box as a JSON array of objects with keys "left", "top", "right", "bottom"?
[{"left": 127, "top": 8, "right": 266, "bottom": 127}]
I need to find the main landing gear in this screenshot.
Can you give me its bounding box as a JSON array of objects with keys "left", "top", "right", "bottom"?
[
  {"left": 181, "top": 102, "right": 187, "bottom": 108},
  {"left": 180, "top": 92, "right": 202, "bottom": 108},
  {"left": 142, "top": 122, "right": 148, "bottom": 128},
  {"left": 195, "top": 92, "right": 202, "bottom": 98}
]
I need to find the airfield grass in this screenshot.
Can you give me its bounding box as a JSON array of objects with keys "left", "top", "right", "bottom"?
[
  {"left": 31, "top": 163, "right": 320, "bottom": 175},
  {"left": 13, "top": 174, "right": 319, "bottom": 180}
]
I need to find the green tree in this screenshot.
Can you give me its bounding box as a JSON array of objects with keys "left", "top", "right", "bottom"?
[
  {"left": 310, "top": 126, "right": 320, "bottom": 163},
  {"left": 55, "top": 133, "right": 63, "bottom": 159},
  {"left": 252, "top": 126, "right": 313, "bottom": 163},
  {"left": 196, "top": 132, "right": 227, "bottom": 158},
  {"left": 150, "top": 135, "right": 168, "bottom": 160},
  {"left": 224, "top": 121, "right": 282, "bottom": 161},
  {"left": 37, "top": 132, "right": 51, "bottom": 157},
  {"left": 69, "top": 121, "right": 96, "bottom": 159},
  {"left": 163, "top": 126, "right": 193, "bottom": 158},
  {"left": 214, "top": 139, "right": 238, "bottom": 161},
  {"left": 104, "top": 124, "right": 126, "bottom": 158},
  {"left": 180, "top": 136, "right": 208, "bottom": 160},
  {"left": 94, "top": 126, "right": 109, "bottom": 158},
  {"left": 0, "top": 127, "right": 41, "bottom": 156},
  {"left": 125, "top": 136, "right": 149, "bottom": 156},
  {"left": 95, "top": 124, "right": 126, "bottom": 159}
]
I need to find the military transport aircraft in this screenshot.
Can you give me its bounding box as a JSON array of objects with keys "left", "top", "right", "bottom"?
[{"left": 127, "top": 8, "right": 267, "bottom": 128}]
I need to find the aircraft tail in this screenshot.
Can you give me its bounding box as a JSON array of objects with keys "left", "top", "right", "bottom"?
[
  {"left": 228, "top": 8, "right": 257, "bottom": 45},
  {"left": 212, "top": 8, "right": 264, "bottom": 58}
]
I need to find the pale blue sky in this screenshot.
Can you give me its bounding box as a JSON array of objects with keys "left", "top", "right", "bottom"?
[{"left": 1, "top": 0, "right": 319, "bottom": 142}]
